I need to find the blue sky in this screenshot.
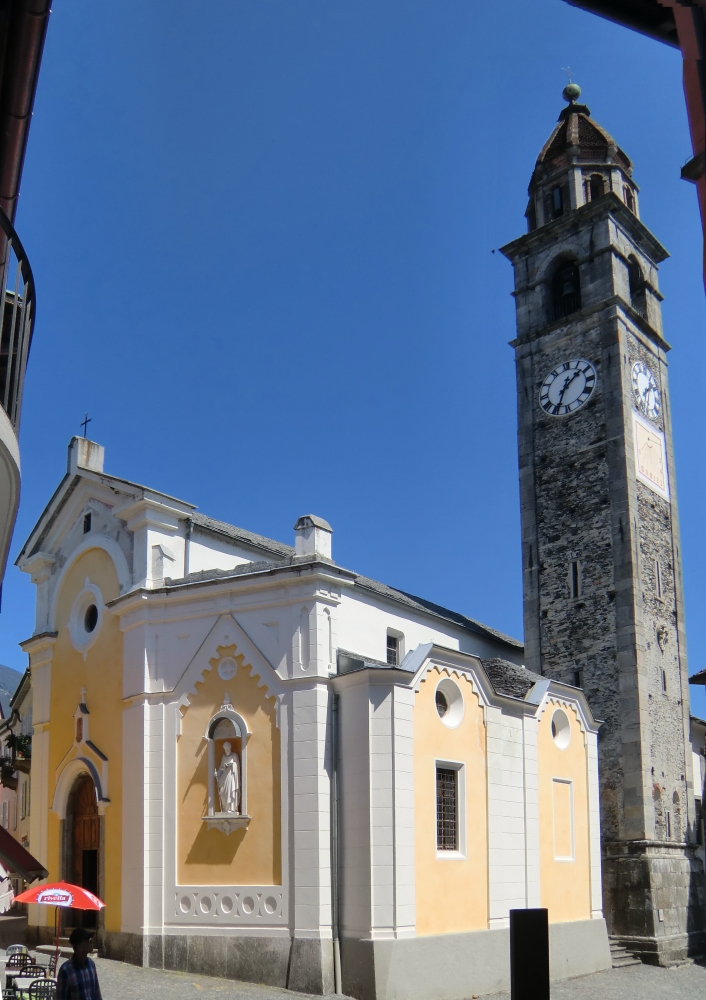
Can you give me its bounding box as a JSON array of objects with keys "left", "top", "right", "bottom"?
[{"left": 3, "top": 1, "right": 705, "bottom": 717}]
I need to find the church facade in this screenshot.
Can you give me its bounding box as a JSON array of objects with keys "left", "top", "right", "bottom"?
[
  {"left": 501, "top": 84, "right": 706, "bottom": 962},
  {"left": 18, "top": 435, "right": 609, "bottom": 1000}
]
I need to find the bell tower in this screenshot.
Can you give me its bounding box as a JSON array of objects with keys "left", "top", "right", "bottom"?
[{"left": 501, "top": 85, "right": 706, "bottom": 963}]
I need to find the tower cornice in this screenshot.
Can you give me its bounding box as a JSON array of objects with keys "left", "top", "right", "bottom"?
[
  {"left": 500, "top": 191, "right": 668, "bottom": 266},
  {"left": 508, "top": 295, "right": 672, "bottom": 354}
]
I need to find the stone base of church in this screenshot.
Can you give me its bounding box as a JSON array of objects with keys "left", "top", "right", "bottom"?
[
  {"left": 340, "top": 919, "right": 611, "bottom": 1000},
  {"left": 603, "top": 841, "right": 706, "bottom": 965},
  {"left": 96, "top": 930, "right": 335, "bottom": 995}
]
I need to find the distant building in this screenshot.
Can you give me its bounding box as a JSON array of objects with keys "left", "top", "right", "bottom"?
[
  {"left": 0, "top": 668, "right": 33, "bottom": 844},
  {"left": 16, "top": 436, "right": 609, "bottom": 998}
]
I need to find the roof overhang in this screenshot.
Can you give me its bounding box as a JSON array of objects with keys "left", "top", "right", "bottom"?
[
  {"left": 562, "top": 0, "right": 679, "bottom": 48},
  {"left": 0, "top": 824, "right": 47, "bottom": 882}
]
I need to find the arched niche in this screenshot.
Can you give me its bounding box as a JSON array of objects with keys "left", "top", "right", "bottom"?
[{"left": 202, "top": 694, "right": 251, "bottom": 834}]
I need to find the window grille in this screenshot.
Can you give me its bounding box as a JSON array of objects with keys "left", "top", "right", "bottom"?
[
  {"left": 436, "top": 767, "right": 458, "bottom": 851},
  {"left": 386, "top": 634, "right": 398, "bottom": 666}
]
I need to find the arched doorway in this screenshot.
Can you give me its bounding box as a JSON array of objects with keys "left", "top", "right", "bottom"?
[{"left": 66, "top": 774, "right": 99, "bottom": 928}]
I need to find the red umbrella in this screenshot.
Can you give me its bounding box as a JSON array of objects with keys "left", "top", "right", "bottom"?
[{"left": 14, "top": 882, "right": 105, "bottom": 970}]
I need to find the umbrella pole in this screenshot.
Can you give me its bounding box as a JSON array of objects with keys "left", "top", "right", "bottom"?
[{"left": 54, "top": 906, "right": 59, "bottom": 973}]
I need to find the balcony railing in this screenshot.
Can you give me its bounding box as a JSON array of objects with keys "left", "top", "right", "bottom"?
[{"left": 0, "top": 209, "right": 35, "bottom": 432}]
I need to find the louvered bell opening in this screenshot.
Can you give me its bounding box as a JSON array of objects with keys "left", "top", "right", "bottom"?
[{"left": 551, "top": 263, "right": 581, "bottom": 321}]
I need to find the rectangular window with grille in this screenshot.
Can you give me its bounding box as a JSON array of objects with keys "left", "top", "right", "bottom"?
[
  {"left": 436, "top": 767, "right": 458, "bottom": 851},
  {"left": 386, "top": 634, "right": 399, "bottom": 666}
]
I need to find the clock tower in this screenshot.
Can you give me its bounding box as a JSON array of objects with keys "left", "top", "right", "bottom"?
[{"left": 501, "top": 85, "right": 706, "bottom": 963}]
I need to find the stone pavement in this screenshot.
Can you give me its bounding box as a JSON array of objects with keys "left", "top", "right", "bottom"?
[
  {"left": 93, "top": 957, "right": 338, "bottom": 1000},
  {"left": 11, "top": 953, "right": 706, "bottom": 1000},
  {"left": 481, "top": 959, "right": 706, "bottom": 1000},
  {"left": 90, "top": 954, "right": 706, "bottom": 1000}
]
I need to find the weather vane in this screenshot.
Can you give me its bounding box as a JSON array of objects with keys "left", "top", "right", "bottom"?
[
  {"left": 80, "top": 413, "right": 92, "bottom": 437},
  {"left": 562, "top": 66, "right": 572, "bottom": 83}
]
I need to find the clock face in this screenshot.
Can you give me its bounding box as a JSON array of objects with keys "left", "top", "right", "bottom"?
[
  {"left": 632, "top": 361, "right": 660, "bottom": 421},
  {"left": 539, "top": 359, "right": 597, "bottom": 416}
]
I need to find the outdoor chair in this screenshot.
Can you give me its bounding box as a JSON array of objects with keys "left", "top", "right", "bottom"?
[
  {"left": 5, "top": 947, "right": 27, "bottom": 958},
  {"left": 2, "top": 988, "right": 16, "bottom": 1000},
  {"left": 17, "top": 967, "right": 43, "bottom": 981},
  {"left": 43, "top": 958, "right": 56, "bottom": 979},
  {"left": 5, "top": 952, "right": 28, "bottom": 987},
  {"left": 28, "top": 981, "right": 55, "bottom": 1000}
]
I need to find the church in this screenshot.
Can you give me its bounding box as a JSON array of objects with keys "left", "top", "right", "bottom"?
[{"left": 15, "top": 86, "right": 704, "bottom": 998}]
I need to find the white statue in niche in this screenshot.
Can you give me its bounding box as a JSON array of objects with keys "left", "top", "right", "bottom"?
[{"left": 216, "top": 741, "right": 240, "bottom": 814}]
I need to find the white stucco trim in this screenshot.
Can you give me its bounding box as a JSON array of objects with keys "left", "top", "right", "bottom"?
[
  {"left": 174, "top": 614, "right": 284, "bottom": 728},
  {"left": 47, "top": 534, "right": 131, "bottom": 631},
  {"left": 52, "top": 754, "right": 109, "bottom": 819}
]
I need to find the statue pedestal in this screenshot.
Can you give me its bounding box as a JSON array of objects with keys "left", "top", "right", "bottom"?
[{"left": 202, "top": 813, "right": 251, "bottom": 835}]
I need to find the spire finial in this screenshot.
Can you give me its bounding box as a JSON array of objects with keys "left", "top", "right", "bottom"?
[{"left": 563, "top": 81, "right": 581, "bottom": 104}]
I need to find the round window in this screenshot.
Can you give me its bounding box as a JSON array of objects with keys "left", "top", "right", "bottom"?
[
  {"left": 434, "top": 677, "right": 464, "bottom": 728},
  {"left": 84, "top": 604, "right": 98, "bottom": 633},
  {"left": 551, "top": 708, "right": 571, "bottom": 749},
  {"left": 68, "top": 581, "right": 104, "bottom": 655}
]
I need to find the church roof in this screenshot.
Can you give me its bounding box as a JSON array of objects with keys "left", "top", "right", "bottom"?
[
  {"left": 163, "top": 545, "right": 523, "bottom": 652},
  {"left": 530, "top": 98, "right": 632, "bottom": 192},
  {"left": 190, "top": 512, "right": 294, "bottom": 560},
  {"left": 334, "top": 649, "right": 541, "bottom": 701},
  {"left": 17, "top": 441, "right": 523, "bottom": 657}
]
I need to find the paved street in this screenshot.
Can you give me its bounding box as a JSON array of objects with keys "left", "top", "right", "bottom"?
[
  {"left": 93, "top": 957, "right": 338, "bottom": 1000},
  {"left": 89, "top": 955, "right": 705, "bottom": 1000},
  {"left": 5, "top": 951, "right": 706, "bottom": 1000},
  {"left": 481, "top": 960, "right": 706, "bottom": 1000}
]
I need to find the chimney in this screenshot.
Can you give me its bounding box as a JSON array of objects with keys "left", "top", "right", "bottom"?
[
  {"left": 294, "top": 515, "right": 333, "bottom": 560},
  {"left": 67, "top": 436, "right": 105, "bottom": 474}
]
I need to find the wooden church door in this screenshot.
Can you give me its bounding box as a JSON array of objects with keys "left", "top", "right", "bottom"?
[{"left": 69, "top": 774, "right": 99, "bottom": 927}]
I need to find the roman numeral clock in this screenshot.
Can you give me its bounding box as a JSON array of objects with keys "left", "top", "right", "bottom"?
[
  {"left": 500, "top": 86, "right": 706, "bottom": 963},
  {"left": 538, "top": 359, "right": 596, "bottom": 416}
]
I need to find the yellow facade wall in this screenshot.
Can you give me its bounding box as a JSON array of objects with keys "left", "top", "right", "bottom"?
[
  {"left": 414, "top": 668, "right": 488, "bottom": 936},
  {"left": 177, "top": 646, "right": 281, "bottom": 885},
  {"left": 44, "top": 548, "right": 124, "bottom": 932},
  {"left": 537, "top": 700, "right": 591, "bottom": 923}
]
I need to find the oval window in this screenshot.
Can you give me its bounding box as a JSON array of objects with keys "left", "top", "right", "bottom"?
[
  {"left": 551, "top": 708, "right": 571, "bottom": 749},
  {"left": 435, "top": 689, "right": 449, "bottom": 718},
  {"left": 434, "top": 677, "right": 464, "bottom": 729},
  {"left": 84, "top": 604, "right": 98, "bottom": 633}
]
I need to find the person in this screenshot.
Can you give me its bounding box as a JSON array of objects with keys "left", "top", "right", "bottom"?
[
  {"left": 216, "top": 740, "right": 240, "bottom": 813},
  {"left": 57, "top": 927, "right": 102, "bottom": 1000}
]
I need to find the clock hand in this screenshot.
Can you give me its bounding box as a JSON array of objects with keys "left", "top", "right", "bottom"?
[{"left": 558, "top": 370, "right": 582, "bottom": 403}]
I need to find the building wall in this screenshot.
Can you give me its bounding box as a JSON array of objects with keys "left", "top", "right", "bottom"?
[
  {"left": 177, "top": 644, "right": 281, "bottom": 886},
  {"left": 414, "top": 667, "right": 488, "bottom": 936},
  {"left": 537, "top": 700, "right": 591, "bottom": 923},
  {"left": 336, "top": 592, "right": 523, "bottom": 669},
  {"left": 44, "top": 547, "right": 124, "bottom": 933}
]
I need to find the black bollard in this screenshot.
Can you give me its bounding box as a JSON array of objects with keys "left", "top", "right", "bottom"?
[{"left": 510, "top": 908, "right": 549, "bottom": 1000}]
